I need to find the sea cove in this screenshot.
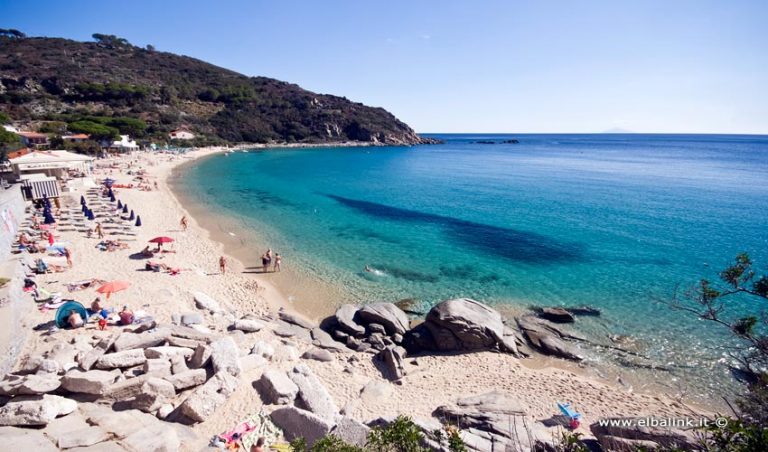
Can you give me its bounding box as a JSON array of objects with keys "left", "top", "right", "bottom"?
[{"left": 175, "top": 133, "right": 768, "bottom": 398}]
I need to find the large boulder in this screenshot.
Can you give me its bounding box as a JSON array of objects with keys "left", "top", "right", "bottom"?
[
  {"left": 251, "top": 341, "right": 275, "bottom": 359},
  {"left": 144, "top": 346, "right": 194, "bottom": 360},
  {"left": 334, "top": 304, "right": 366, "bottom": 336},
  {"left": 179, "top": 371, "right": 239, "bottom": 422},
  {"left": 257, "top": 369, "right": 298, "bottom": 405},
  {"left": 113, "top": 328, "right": 171, "bottom": 352},
  {"left": 96, "top": 349, "right": 147, "bottom": 369},
  {"left": 0, "top": 374, "right": 61, "bottom": 396},
  {"left": 78, "top": 331, "right": 121, "bottom": 370},
  {"left": 377, "top": 345, "right": 406, "bottom": 380},
  {"left": 538, "top": 307, "right": 575, "bottom": 323},
  {"left": 0, "top": 426, "right": 58, "bottom": 451},
  {"left": 302, "top": 348, "right": 334, "bottom": 362},
  {"left": 516, "top": 317, "right": 583, "bottom": 361},
  {"left": 270, "top": 406, "right": 333, "bottom": 446},
  {"left": 164, "top": 369, "right": 207, "bottom": 391},
  {"left": 423, "top": 298, "right": 505, "bottom": 351},
  {"left": 331, "top": 417, "right": 371, "bottom": 447},
  {"left": 209, "top": 337, "right": 242, "bottom": 377},
  {"left": 193, "top": 291, "right": 223, "bottom": 313},
  {"left": 0, "top": 395, "right": 77, "bottom": 426},
  {"left": 432, "top": 392, "right": 551, "bottom": 450},
  {"left": 143, "top": 359, "right": 172, "bottom": 378},
  {"left": 189, "top": 344, "right": 211, "bottom": 369},
  {"left": 56, "top": 426, "right": 109, "bottom": 449},
  {"left": 233, "top": 318, "right": 265, "bottom": 333},
  {"left": 132, "top": 378, "right": 176, "bottom": 412},
  {"left": 357, "top": 303, "right": 409, "bottom": 335},
  {"left": 289, "top": 364, "right": 339, "bottom": 421},
  {"left": 310, "top": 328, "right": 346, "bottom": 352},
  {"left": 61, "top": 369, "right": 119, "bottom": 395},
  {"left": 278, "top": 309, "right": 315, "bottom": 329}
]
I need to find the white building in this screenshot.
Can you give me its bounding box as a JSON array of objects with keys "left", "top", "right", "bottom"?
[
  {"left": 2, "top": 125, "right": 19, "bottom": 133},
  {"left": 103, "top": 135, "right": 139, "bottom": 152},
  {"left": 169, "top": 129, "right": 195, "bottom": 140},
  {"left": 9, "top": 150, "right": 95, "bottom": 180}
]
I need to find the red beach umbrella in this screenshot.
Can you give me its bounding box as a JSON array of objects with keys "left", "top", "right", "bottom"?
[
  {"left": 148, "top": 236, "right": 174, "bottom": 244},
  {"left": 96, "top": 280, "right": 131, "bottom": 299}
]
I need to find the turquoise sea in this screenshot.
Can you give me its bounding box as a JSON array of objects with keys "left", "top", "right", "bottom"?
[{"left": 175, "top": 134, "right": 768, "bottom": 397}]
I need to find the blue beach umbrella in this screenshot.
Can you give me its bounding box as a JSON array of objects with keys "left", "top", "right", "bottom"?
[
  {"left": 122, "top": 204, "right": 128, "bottom": 214},
  {"left": 80, "top": 195, "right": 86, "bottom": 205},
  {"left": 109, "top": 193, "right": 116, "bottom": 202},
  {"left": 87, "top": 210, "right": 95, "bottom": 221},
  {"left": 135, "top": 216, "right": 142, "bottom": 227},
  {"left": 128, "top": 210, "right": 135, "bottom": 221},
  {"left": 117, "top": 200, "right": 123, "bottom": 210}
]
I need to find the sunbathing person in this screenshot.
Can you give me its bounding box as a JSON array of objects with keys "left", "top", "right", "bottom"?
[
  {"left": 67, "top": 310, "right": 84, "bottom": 329},
  {"left": 89, "top": 297, "right": 109, "bottom": 318},
  {"left": 119, "top": 305, "right": 134, "bottom": 325},
  {"left": 140, "top": 246, "right": 155, "bottom": 258}
]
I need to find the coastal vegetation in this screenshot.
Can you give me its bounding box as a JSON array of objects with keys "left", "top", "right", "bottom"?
[
  {"left": 670, "top": 253, "right": 768, "bottom": 449},
  {"left": 0, "top": 33, "right": 432, "bottom": 145}
]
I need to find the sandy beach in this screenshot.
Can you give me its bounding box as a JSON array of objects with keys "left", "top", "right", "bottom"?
[{"left": 6, "top": 147, "right": 714, "bottom": 449}]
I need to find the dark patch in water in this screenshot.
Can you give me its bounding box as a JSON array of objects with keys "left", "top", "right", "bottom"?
[
  {"left": 439, "top": 264, "right": 502, "bottom": 284},
  {"left": 231, "top": 187, "right": 297, "bottom": 209},
  {"left": 327, "top": 195, "right": 583, "bottom": 263},
  {"left": 328, "top": 225, "right": 401, "bottom": 245}
]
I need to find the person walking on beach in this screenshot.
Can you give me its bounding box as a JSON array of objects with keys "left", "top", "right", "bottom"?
[
  {"left": 219, "top": 255, "right": 227, "bottom": 274},
  {"left": 274, "top": 253, "right": 282, "bottom": 272},
  {"left": 95, "top": 222, "right": 104, "bottom": 239},
  {"left": 180, "top": 216, "right": 188, "bottom": 231}
]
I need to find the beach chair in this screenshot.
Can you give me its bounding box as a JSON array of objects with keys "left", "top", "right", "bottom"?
[{"left": 557, "top": 402, "right": 582, "bottom": 429}]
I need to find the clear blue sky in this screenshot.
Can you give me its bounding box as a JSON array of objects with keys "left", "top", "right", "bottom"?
[{"left": 2, "top": 0, "right": 767, "bottom": 134}]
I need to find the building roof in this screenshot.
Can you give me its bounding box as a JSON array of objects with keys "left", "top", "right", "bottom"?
[
  {"left": 17, "top": 131, "right": 48, "bottom": 139},
  {"left": 9, "top": 150, "right": 95, "bottom": 165},
  {"left": 6, "top": 148, "right": 31, "bottom": 160},
  {"left": 63, "top": 134, "right": 90, "bottom": 140}
]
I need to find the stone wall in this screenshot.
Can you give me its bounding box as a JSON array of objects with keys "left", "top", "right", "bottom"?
[{"left": 0, "top": 185, "right": 30, "bottom": 378}]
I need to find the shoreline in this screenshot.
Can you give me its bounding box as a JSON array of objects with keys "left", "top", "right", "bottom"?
[
  {"left": 164, "top": 146, "right": 725, "bottom": 415},
  {"left": 1, "top": 144, "right": 723, "bottom": 447}
]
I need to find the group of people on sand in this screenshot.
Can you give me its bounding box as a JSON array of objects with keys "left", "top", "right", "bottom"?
[
  {"left": 66, "top": 299, "right": 134, "bottom": 330},
  {"left": 260, "top": 248, "right": 281, "bottom": 273}
]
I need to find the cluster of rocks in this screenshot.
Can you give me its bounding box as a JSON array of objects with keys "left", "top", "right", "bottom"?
[
  {"left": 257, "top": 363, "right": 371, "bottom": 447},
  {"left": 0, "top": 319, "right": 245, "bottom": 427}
]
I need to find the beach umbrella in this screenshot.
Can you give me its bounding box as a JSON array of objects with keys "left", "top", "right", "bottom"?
[
  {"left": 148, "top": 236, "right": 174, "bottom": 245},
  {"left": 122, "top": 204, "right": 128, "bottom": 214},
  {"left": 135, "top": 216, "right": 142, "bottom": 227},
  {"left": 87, "top": 210, "right": 95, "bottom": 221},
  {"left": 128, "top": 210, "right": 135, "bottom": 221},
  {"left": 109, "top": 192, "right": 116, "bottom": 202},
  {"left": 80, "top": 195, "right": 86, "bottom": 205},
  {"left": 117, "top": 200, "right": 123, "bottom": 210},
  {"left": 43, "top": 210, "right": 56, "bottom": 224},
  {"left": 95, "top": 280, "right": 130, "bottom": 299},
  {"left": 81, "top": 203, "right": 87, "bottom": 213}
]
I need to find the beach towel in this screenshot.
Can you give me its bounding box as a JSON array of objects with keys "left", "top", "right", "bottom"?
[{"left": 214, "top": 410, "right": 281, "bottom": 451}]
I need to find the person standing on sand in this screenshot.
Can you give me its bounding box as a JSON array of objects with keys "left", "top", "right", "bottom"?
[
  {"left": 95, "top": 222, "right": 104, "bottom": 239},
  {"left": 261, "top": 253, "right": 269, "bottom": 273},
  {"left": 180, "top": 216, "right": 188, "bottom": 231},
  {"left": 274, "top": 253, "right": 282, "bottom": 272},
  {"left": 219, "top": 255, "right": 227, "bottom": 274}
]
